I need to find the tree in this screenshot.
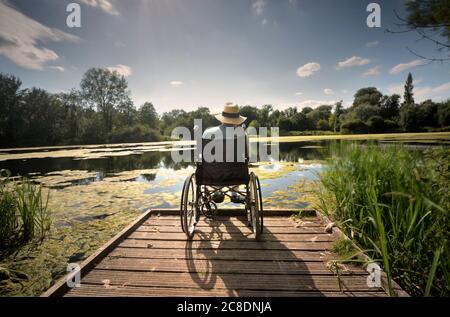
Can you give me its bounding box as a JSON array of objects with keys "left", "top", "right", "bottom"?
[
  {"left": 139, "top": 102, "right": 159, "bottom": 128},
  {"left": 341, "top": 119, "right": 368, "bottom": 134},
  {"left": 437, "top": 100, "right": 450, "bottom": 127},
  {"left": 316, "top": 119, "right": 330, "bottom": 131},
  {"left": 399, "top": 105, "right": 419, "bottom": 131},
  {"left": 353, "top": 87, "right": 383, "bottom": 107},
  {"left": 403, "top": 72, "right": 415, "bottom": 107},
  {"left": 366, "top": 115, "right": 386, "bottom": 133},
  {"left": 58, "top": 89, "right": 83, "bottom": 143},
  {"left": 306, "top": 105, "right": 332, "bottom": 128},
  {"left": 20, "top": 88, "right": 65, "bottom": 146},
  {"left": 80, "top": 68, "right": 132, "bottom": 133},
  {"left": 0, "top": 73, "right": 23, "bottom": 146},
  {"left": 350, "top": 103, "right": 381, "bottom": 122},
  {"left": 240, "top": 105, "right": 259, "bottom": 126},
  {"left": 380, "top": 94, "right": 400, "bottom": 120},
  {"left": 332, "top": 101, "right": 344, "bottom": 132},
  {"left": 402, "top": 0, "right": 450, "bottom": 61},
  {"left": 258, "top": 104, "right": 273, "bottom": 127}
]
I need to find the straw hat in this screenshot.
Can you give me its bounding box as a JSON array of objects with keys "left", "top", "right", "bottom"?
[{"left": 215, "top": 103, "right": 246, "bottom": 125}]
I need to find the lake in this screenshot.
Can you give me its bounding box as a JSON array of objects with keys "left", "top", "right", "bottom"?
[{"left": 0, "top": 132, "right": 449, "bottom": 296}]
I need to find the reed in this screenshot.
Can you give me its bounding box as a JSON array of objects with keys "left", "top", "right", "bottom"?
[
  {"left": 0, "top": 170, "right": 51, "bottom": 248},
  {"left": 316, "top": 143, "right": 449, "bottom": 296}
]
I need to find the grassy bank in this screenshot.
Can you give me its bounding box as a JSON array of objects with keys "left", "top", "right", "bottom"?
[{"left": 316, "top": 143, "right": 449, "bottom": 296}]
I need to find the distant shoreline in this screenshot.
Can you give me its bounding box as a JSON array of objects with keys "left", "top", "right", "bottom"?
[{"left": 1, "top": 131, "right": 449, "bottom": 152}]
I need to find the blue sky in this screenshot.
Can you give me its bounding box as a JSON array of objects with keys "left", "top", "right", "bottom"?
[{"left": 0, "top": 0, "right": 449, "bottom": 113}]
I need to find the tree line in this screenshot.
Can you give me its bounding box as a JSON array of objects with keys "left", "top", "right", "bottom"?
[{"left": 0, "top": 69, "right": 449, "bottom": 148}]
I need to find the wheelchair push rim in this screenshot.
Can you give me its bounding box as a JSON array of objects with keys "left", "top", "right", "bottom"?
[
  {"left": 180, "top": 173, "right": 199, "bottom": 239},
  {"left": 248, "top": 172, "right": 263, "bottom": 239}
]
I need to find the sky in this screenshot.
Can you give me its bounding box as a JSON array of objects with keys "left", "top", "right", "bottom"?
[{"left": 0, "top": 0, "right": 449, "bottom": 113}]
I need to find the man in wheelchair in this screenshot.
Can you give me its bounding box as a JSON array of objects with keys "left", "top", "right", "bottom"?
[
  {"left": 180, "top": 103, "right": 263, "bottom": 240},
  {"left": 202, "top": 103, "right": 248, "bottom": 204}
]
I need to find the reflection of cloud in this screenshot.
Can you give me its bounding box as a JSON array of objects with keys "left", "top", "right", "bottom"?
[
  {"left": 362, "top": 66, "right": 380, "bottom": 76},
  {"left": 170, "top": 81, "right": 183, "bottom": 86},
  {"left": 324, "top": 88, "right": 334, "bottom": 95},
  {"left": 106, "top": 64, "right": 132, "bottom": 77},
  {"left": 337, "top": 56, "right": 371, "bottom": 69},
  {"left": 389, "top": 59, "right": 426, "bottom": 75},
  {"left": 80, "top": 0, "right": 119, "bottom": 16},
  {"left": 0, "top": 0, "right": 80, "bottom": 70},
  {"left": 296, "top": 62, "right": 321, "bottom": 77}
]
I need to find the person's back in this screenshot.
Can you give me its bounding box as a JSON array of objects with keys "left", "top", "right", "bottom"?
[{"left": 199, "top": 103, "right": 248, "bottom": 203}]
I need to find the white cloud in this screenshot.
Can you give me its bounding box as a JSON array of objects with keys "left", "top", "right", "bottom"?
[
  {"left": 80, "top": 0, "right": 119, "bottom": 16},
  {"left": 341, "top": 89, "right": 349, "bottom": 94},
  {"left": 324, "top": 88, "right": 334, "bottom": 95},
  {"left": 298, "top": 99, "right": 337, "bottom": 109},
  {"left": 295, "top": 92, "right": 303, "bottom": 96},
  {"left": 388, "top": 82, "right": 450, "bottom": 102},
  {"left": 415, "top": 82, "right": 450, "bottom": 101},
  {"left": 170, "top": 80, "right": 183, "bottom": 86},
  {"left": 252, "top": 0, "right": 267, "bottom": 16},
  {"left": 106, "top": 64, "right": 132, "bottom": 77},
  {"left": 262, "top": 18, "right": 268, "bottom": 25},
  {"left": 0, "top": 0, "right": 80, "bottom": 70},
  {"left": 366, "top": 41, "right": 379, "bottom": 48},
  {"left": 337, "top": 56, "right": 371, "bottom": 69},
  {"left": 388, "top": 84, "right": 403, "bottom": 96},
  {"left": 362, "top": 66, "right": 381, "bottom": 76},
  {"left": 49, "top": 66, "right": 65, "bottom": 72},
  {"left": 296, "top": 62, "right": 321, "bottom": 77},
  {"left": 389, "top": 59, "right": 426, "bottom": 75}
]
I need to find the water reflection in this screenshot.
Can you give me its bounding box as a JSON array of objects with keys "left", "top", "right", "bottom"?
[{"left": 0, "top": 141, "right": 328, "bottom": 177}]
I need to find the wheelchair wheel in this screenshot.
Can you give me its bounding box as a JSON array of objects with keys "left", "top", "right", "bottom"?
[
  {"left": 180, "top": 173, "right": 198, "bottom": 239},
  {"left": 249, "top": 172, "right": 263, "bottom": 239}
]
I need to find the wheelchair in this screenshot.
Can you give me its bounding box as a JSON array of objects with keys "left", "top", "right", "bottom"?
[{"left": 180, "top": 138, "right": 263, "bottom": 240}]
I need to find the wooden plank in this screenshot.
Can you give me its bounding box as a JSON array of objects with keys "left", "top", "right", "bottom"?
[
  {"left": 107, "top": 247, "right": 335, "bottom": 262},
  {"left": 143, "top": 218, "right": 324, "bottom": 227},
  {"left": 66, "top": 284, "right": 386, "bottom": 297},
  {"left": 81, "top": 270, "right": 382, "bottom": 292},
  {"left": 128, "top": 231, "right": 334, "bottom": 242},
  {"left": 149, "top": 208, "right": 313, "bottom": 217},
  {"left": 118, "top": 239, "right": 333, "bottom": 251},
  {"left": 316, "top": 212, "right": 410, "bottom": 297},
  {"left": 41, "top": 209, "right": 154, "bottom": 297},
  {"left": 137, "top": 225, "right": 326, "bottom": 234},
  {"left": 94, "top": 257, "right": 367, "bottom": 275}
]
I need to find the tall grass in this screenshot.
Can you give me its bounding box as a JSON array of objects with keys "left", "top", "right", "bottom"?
[
  {"left": 316, "top": 142, "right": 449, "bottom": 296},
  {"left": 0, "top": 170, "right": 51, "bottom": 248}
]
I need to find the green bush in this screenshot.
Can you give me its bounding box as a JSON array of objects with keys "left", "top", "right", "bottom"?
[
  {"left": 109, "top": 124, "right": 162, "bottom": 143},
  {"left": 340, "top": 119, "right": 368, "bottom": 134},
  {"left": 317, "top": 143, "right": 449, "bottom": 296}
]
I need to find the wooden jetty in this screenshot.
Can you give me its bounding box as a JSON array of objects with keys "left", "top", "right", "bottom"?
[{"left": 43, "top": 209, "right": 407, "bottom": 297}]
